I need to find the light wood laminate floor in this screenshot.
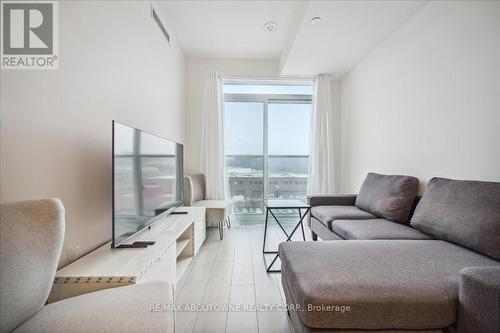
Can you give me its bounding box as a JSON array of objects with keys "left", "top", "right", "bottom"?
[{"left": 174, "top": 221, "right": 313, "bottom": 333}]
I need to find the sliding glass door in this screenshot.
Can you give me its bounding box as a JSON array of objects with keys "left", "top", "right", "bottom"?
[
  {"left": 225, "top": 101, "right": 264, "bottom": 214},
  {"left": 224, "top": 84, "right": 313, "bottom": 217},
  {"left": 267, "top": 102, "right": 311, "bottom": 205}
]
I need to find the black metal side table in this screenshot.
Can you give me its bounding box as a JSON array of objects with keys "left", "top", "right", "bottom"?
[{"left": 262, "top": 199, "right": 311, "bottom": 272}]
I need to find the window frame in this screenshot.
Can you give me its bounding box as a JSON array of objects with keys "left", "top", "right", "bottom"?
[{"left": 224, "top": 87, "right": 313, "bottom": 212}]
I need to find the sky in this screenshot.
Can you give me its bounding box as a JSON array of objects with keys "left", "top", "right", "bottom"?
[{"left": 224, "top": 84, "right": 312, "bottom": 156}]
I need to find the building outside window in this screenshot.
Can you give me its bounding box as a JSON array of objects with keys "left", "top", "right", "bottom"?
[{"left": 223, "top": 82, "right": 313, "bottom": 218}]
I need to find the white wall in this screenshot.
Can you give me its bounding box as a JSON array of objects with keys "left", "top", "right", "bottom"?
[
  {"left": 0, "top": 1, "right": 186, "bottom": 267},
  {"left": 184, "top": 58, "right": 279, "bottom": 173},
  {"left": 340, "top": 1, "right": 500, "bottom": 193}
]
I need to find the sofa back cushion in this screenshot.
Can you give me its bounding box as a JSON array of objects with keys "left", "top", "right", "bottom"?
[
  {"left": 183, "top": 174, "right": 205, "bottom": 205},
  {"left": 355, "top": 173, "right": 419, "bottom": 224},
  {"left": 410, "top": 177, "right": 500, "bottom": 260}
]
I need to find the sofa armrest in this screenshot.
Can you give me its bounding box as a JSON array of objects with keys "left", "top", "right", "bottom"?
[
  {"left": 16, "top": 281, "right": 174, "bottom": 333},
  {"left": 307, "top": 194, "right": 357, "bottom": 207},
  {"left": 458, "top": 266, "right": 500, "bottom": 333}
]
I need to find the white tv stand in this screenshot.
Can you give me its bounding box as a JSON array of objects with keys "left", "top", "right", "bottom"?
[{"left": 48, "top": 206, "right": 206, "bottom": 303}]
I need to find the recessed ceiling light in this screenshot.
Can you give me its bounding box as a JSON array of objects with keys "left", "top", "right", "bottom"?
[
  {"left": 311, "top": 17, "right": 321, "bottom": 25},
  {"left": 263, "top": 21, "right": 278, "bottom": 32}
]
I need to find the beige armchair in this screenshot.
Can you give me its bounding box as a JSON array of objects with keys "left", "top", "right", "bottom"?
[
  {"left": 183, "top": 174, "right": 233, "bottom": 239},
  {"left": 0, "top": 199, "right": 174, "bottom": 333}
]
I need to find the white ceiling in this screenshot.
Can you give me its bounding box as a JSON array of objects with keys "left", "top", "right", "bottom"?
[
  {"left": 280, "top": 1, "right": 426, "bottom": 77},
  {"left": 157, "top": 1, "right": 305, "bottom": 59},
  {"left": 156, "top": 0, "right": 426, "bottom": 77}
]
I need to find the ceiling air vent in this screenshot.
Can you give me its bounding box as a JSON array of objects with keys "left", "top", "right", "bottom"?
[{"left": 151, "top": 6, "right": 170, "bottom": 43}]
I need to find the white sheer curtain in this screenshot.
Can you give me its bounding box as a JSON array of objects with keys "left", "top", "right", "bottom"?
[
  {"left": 308, "top": 74, "right": 336, "bottom": 194},
  {"left": 200, "top": 72, "right": 226, "bottom": 200}
]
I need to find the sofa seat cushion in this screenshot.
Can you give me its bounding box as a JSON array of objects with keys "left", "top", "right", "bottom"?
[
  {"left": 331, "top": 219, "right": 432, "bottom": 240},
  {"left": 311, "top": 206, "right": 376, "bottom": 230},
  {"left": 15, "top": 281, "right": 174, "bottom": 333},
  {"left": 355, "top": 173, "right": 419, "bottom": 224},
  {"left": 278, "top": 240, "right": 500, "bottom": 330},
  {"left": 411, "top": 177, "right": 500, "bottom": 260},
  {"left": 192, "top": 200, "right": 232, "bottom": 223}
]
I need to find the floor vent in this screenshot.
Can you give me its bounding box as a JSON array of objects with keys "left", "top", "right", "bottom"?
[{"left": 152, "top": 6, "right": 170, "bottom": 43}]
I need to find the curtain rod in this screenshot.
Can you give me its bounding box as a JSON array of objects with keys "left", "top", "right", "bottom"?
[{"left": 222, "top": 75, "right": 315, "bottom": 82}]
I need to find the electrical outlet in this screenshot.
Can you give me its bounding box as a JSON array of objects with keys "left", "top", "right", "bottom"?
[{"left": 70, "top": 245, "right": 81, "bottom": 262}]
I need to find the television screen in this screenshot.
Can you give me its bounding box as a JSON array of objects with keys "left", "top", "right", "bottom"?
[{"left": 112, "top": 121, "right": 183, "bottom": 247}]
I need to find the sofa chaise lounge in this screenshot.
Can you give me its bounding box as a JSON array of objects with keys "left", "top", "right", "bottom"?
[{"left": 279, "top": 174, "right": 500, "bottom": 333}]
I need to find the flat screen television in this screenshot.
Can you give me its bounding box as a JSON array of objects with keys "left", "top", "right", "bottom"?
[{"left": 112, "top": 121, "right": 183, "bottom": 248}]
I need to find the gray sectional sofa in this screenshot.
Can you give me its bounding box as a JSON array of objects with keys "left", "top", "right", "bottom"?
[
  {"left": 309, "top": 173, "right": 428, "bottom": 241},
  {"left": 279, "top": 174, "right": 500, "bottom": 333}
]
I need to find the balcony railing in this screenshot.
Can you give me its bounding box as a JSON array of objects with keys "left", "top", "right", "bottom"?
[{"left": 226, "top": 154, "right": 309, "bottom": 215}]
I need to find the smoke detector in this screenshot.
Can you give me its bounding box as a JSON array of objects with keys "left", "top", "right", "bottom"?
[
  {"left": 311, "top": 17, "right": 321, "bottom": 25},
  {"left": 263, "top": 22, "right": 278, "bottom": 32}
]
